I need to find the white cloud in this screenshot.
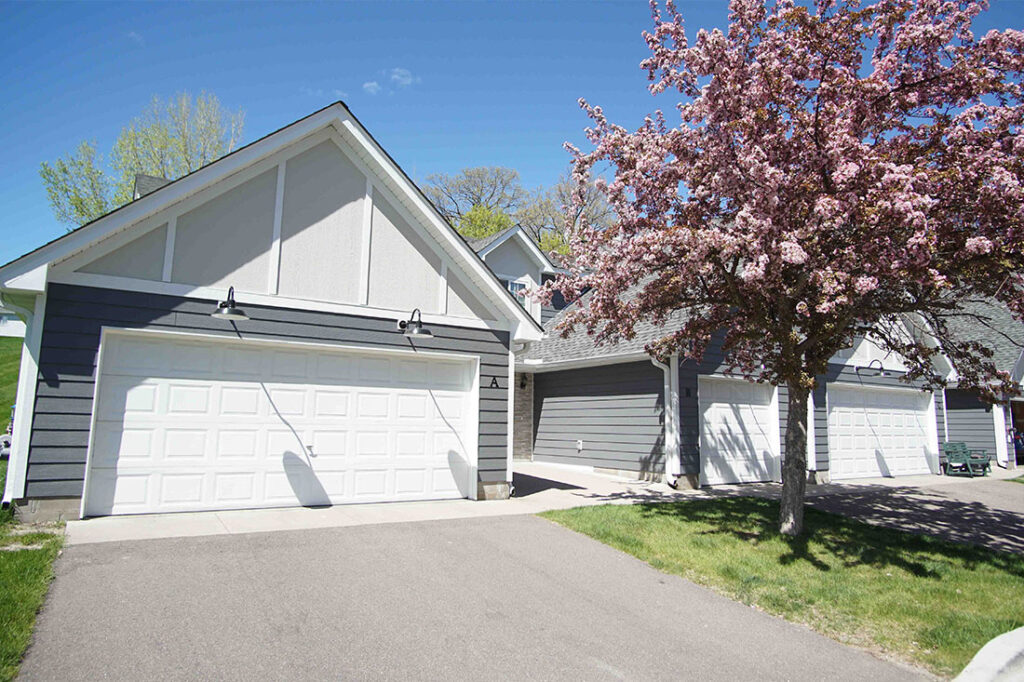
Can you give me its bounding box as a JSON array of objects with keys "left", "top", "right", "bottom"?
[
  {"left": 362, "top": 81, "right": 381, "bottom": 95},
  {"left": 389, "top": 67, "right": 419, "bottom": 87},
  {"left": 300, "top": 87, "right": 347, "bottom": 99},
  {"left": 126, "top": 31, "right": 144, "bottom": 46}
]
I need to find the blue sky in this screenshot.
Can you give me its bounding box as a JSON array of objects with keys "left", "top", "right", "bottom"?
[{"left": 1, "top": 0, "right": 1019, "bottom": 262}]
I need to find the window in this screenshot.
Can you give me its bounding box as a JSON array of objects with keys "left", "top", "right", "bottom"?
[{"left": 501, "top": 278, "right": 527, "bottom": 306}]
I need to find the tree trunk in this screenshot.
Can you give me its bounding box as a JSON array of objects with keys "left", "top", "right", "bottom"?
[{"left": 778, "top": 382, "right": 810, "bottom": 536}]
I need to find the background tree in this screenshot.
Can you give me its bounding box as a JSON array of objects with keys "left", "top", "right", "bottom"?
[
  {"left": 518, "top": 170, "right": 616, "bottom": 256},
  {"left": 40, "top": 91, "right": 244, "bottom": 228},
  {"left": 424, "top": 166, "right": 525, "bottom": 226},
  {"left": 547, "top": 0, "right": 1024, "bottom": 535},
  {"left": 458, "top": 204, "right": 515, "bottom": 240}
]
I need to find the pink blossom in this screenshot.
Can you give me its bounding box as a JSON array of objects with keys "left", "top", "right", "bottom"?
[
  {"left": 965, "top": 236, "right": 994, "bottom": 255},
  {"left": 779, "top": 241, "right": 808, "bottom": 265}
]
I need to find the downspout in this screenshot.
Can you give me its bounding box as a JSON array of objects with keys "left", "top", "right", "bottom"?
[{"left": 651, "top": 355, "right": 681, "bottom": 487}]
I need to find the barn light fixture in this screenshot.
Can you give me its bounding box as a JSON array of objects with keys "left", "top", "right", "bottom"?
[
  {"left": 856, "top": 358, "right": 889, "bottom": 378},
  {"left": 398, "top": 308, "right": 433, "bottom": 338},
  {"left": 211, "top": 286, "right": 249, "bottom": 321}
]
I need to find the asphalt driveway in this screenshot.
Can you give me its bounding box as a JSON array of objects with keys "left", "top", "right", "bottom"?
[
  {"left": 20, "top": 515, "right": 923, "bottom": 681},
  {"left": 807, "top": 475, "right": 1024, "bottom": 554}
]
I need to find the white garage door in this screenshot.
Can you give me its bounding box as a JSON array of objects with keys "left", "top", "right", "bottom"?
[
  {"left": 83, "top": 333, "right": 477, "bottom": 517},
  {"left": 699, "top": 377, "right": 779, "bottom": 485},
  {"left": 827, "top": 385, "right": 936, "bottom": 480}
]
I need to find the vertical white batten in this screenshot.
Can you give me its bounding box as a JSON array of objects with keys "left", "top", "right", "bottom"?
[
  {"left": 2, "top": 292, "right": 46, "bottom": 504},
  {"left": 161, "top": 216, "right": 177, "bottom": 283},
  {"left": 358, "top": 178, "right": 374, "bottom": 305},
  {"left": 439, "top": 262, "right": 448, "bottom": 314},
  {"left": 268, "top": 163, "right": 286, "bottom": 294}
]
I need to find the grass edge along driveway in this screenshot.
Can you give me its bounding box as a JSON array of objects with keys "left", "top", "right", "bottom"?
[
  {"left": 0, "top": 460, "right": 64, "bottom": 682},
  {"left": 541, "top": 497, "right": 1024, "bottom": 678},
  {"left": 0, "top": 334, "right": 65, "bottom": 682}
]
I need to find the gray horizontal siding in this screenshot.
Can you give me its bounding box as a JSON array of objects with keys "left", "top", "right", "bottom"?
[
  {"left": 943, "top": 389, "right": 997, "bottom": 457},
  {"left": 533, "top": 361, "right": 665, "bottom": 474},
  {"left": 678, "top": 361, "right": 700, "bottom": 476},
  {"left": 25, "top": 283, "right": 510, "bottom": 499}
]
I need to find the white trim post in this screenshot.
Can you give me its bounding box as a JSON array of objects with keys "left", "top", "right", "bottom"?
[{"left": 2, "top": 292, "right": 46, "bottom": 504}]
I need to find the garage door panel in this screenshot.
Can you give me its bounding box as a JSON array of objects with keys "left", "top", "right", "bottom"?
[
  {"left": 699, "top": 377, "right": 779, "bottom": 486},
  {"left": 827, "top": 385, "right": 936, "bottom": 480},
  {"left": 84, "top": 334, "right": 477, "bottom": 516}
]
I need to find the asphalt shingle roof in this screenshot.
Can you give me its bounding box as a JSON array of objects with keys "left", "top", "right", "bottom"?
[
  {"left": 523, "top": 293, "right": 1024, "bottom": 373},
  {"left": 466, "top": 226, "right": 518, "bottom": 253},
  {"left": 942, "top": 298, "right": 1024, "bottom": 375},
  {"left": 521, "top": 287, "right": 687, "bottom": 364}
]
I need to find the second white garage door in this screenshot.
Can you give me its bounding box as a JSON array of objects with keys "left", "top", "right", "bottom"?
[
  {"left": 699, "top": 377, "right": 780, "bottom": 485},
  {"left": 827, "top": 385, "right": 937, "bottom": 480},
  {"left": 83, "top": 332, "right": 478, "bottom": 517}
]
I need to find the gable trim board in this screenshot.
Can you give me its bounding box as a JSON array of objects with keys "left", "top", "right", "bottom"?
[{"left": 0, "top": 102, "right": 541, "bottom": 342}]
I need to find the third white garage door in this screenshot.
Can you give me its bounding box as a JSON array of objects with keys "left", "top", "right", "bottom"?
[
  {"left": 83, "top": 332, "right": 478, "bottom": 517},
  {"left": 699, "top": 377, "right": 780, "bottom": 485},
  {"left": 827, "top": 385, "right": 937, "bottom": 480}
]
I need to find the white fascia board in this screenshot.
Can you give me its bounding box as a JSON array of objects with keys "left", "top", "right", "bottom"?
[
  {"left": 332, "top": 115, "right": 543, "bottom": 342},
  {"left": 0, "top": 107, "right": 344, "bottom": 284},
  {"left": 516, "top": 351, "right": 651, "bottom": 373}
]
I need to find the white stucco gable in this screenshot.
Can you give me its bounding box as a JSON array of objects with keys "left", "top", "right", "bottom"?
[{"left": 0, "top": 103, "right": 540, "bottom": 341}]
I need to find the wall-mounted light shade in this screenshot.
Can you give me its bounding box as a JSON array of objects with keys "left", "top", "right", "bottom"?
[
  {"left": 398, "top": 308, "right": 433, "bottom": 339},
  {"left": 211, "top": 286, "right": 249, "bottom": 321}
]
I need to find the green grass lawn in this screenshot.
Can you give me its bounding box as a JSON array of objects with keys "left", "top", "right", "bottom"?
[
  {"left": 1009, "top": 476, "right": 1024, "bottom": 485},
  {"left": 0, "top": 337, "right": 22, "bottom": 419},
  {"left": 542, "top": 498, "right": 1024, "bottom": 678},
  {"left": 0, "top": 339, "right": 63, "bottom": 682}
]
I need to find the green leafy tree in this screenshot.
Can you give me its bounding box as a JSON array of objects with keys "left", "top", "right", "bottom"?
[
  {"left": 517, "top": 171, "right": 614, "bottom": 258},
  {"left": 40, "top": 92, "right": 244, "bottom": 228},
  {"left": 38, "top": 141, "right": 112, "bottom": 226},
  {"left": 457, "top": 204, "right": 515, "bottom": 240}
]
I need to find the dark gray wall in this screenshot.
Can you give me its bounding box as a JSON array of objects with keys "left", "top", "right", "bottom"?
[
  {"left": 812, "top": 380, "right": 829, "bottom": 470},
  {"left": 943, "top": 388, "right": 997, "bottom": 456},
  {"left": 26, "top": 283, "right": 510, "bottom": 499},
  {"left": 540, "top": 274, "right": 567, "bottom": 326},
  {"left": 533, "top": 360, "right": 665, "bottom": 473}
]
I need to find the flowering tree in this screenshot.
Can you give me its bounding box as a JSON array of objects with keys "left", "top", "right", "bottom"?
[{"left": 547, "top": 0, "right": 1024, "bottom": 535}]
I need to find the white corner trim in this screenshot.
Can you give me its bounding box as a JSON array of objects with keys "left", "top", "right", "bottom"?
[
  {"left": 507, "top": 348, "right": 515, "bottom": 484},
  {"left": 994, "top": 400, "right": 1009, "bottom": 466},
  {"left": 161, "top": 216, "right": 177, "bottom": 283},
  {"left": 268, "top": 163, "right": 286, "bottom": 294},
  {"left": 806, "top": 388, "right": 816, "bottom": 471},
  {"left": 2, "top": 293, "right": 45, "bottom": 504},
  {"left": 359, "top": 178, "right": 373, "bottom": 305}
]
